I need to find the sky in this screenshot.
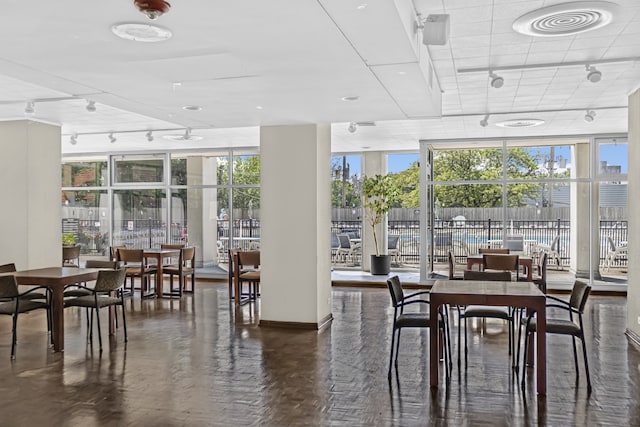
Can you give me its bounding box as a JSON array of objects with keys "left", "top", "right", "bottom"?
[{"left": 334, "top": 143, "right": 628, "bottom": 176}]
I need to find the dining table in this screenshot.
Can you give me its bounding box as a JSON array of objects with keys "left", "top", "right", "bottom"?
[
  {"left": 466, "top": 253, "right": 534, "bottom": 280},
  {"left": 429, "top": 279, "right": 547, "bottom": 394},
  {"left": 143, "top": 248, "right": 181, "bottom": 298},
  {"left": 12, "top": 267, "right": 100, "bottom": 352}
]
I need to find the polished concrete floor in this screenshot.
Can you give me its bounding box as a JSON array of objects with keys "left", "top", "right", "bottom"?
[{"left": 0, "top": 282, "right": 638, "bottom": 426}]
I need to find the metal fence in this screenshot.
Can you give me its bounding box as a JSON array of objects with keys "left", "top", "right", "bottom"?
[{"left": 66, "top": 217, "right": 628, "bottom": 268}]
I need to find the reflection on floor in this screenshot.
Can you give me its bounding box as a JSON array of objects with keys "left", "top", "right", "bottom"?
[{"left": 0, "top": 282, "right": 636, "bottom": 425}]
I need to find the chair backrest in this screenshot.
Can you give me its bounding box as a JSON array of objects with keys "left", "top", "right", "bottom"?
[
  {"left": 447, "top": 251, "right": 456, "bottom": 280},
  {"left": 463, "top": 270, "right": 512, "bottom": 281},
  {"left": 85, "top": 260, "right": 120, "bottom": 270},
  {"left": 538, "top": 252, "right": 548, "bottom": 280},
  {"left": 569, "top": 280, "right": 591, "bottom": 313},
  {"left": 181, "top": 247, "right": 196, "bottom": 267},
  {"left": 63, "top": 245, "right": 81, "bottom": 265},
  {"left": 0, "top": 275, "right": 19, "bottom": 299},
  {"left": 479, "top": 248, "right": 510, "bottom": 254},
  {"left": 0, "top": 263, "right": 17, "bottom": 273},
  {"left": 386, "top": 275, "right": 404, "bottom": 307},
  {"left": 606, "top": 236, "right": 617, "bottom": 252},
  {"left": 483, "top": 254, "right": 519, "bottom": 279},
  {"left": 549, "top": 235, "right": 560, "bottom": 251},
  {"left": 94, "top": 268, "right": 128, "bottom": 293},
  {"left": 504, "top": 235, "right": 524, "bottom": 251},
  {"left": 330, "top": 233, "right": 340, "bottom": 249},
  {"left": 118, "top": 248, "right": 144, "bottom": 264},
  {"left": 388, "top": 235, "right": 400, "bottom": 250},
  {"left": 237, "top": 251, "right": 260, "bottom": 268},
  {"left": 161, "top": 243, "right": 185, "bottom": 250},
  {"left": 110, "top": 245, "right": 127, "bottom": 261},
  {"left": 337, "top": 234, "right": 352, "bottom": 249}
]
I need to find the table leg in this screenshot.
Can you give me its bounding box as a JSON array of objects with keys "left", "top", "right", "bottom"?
[
  {"left": 51, "top": 287, "right": 64, "bottom": 352},
  {"left": 429, "top": 300, "right": 440, "bottom": 388},
  {"left": 156, "top": 258, "right": 164, "bottom": 297},
  {"left": 536, "top": 306, "right": 547, "bottom": 395}
]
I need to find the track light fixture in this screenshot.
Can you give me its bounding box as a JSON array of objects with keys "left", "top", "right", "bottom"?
[
  {"left": 584, "top": 110, "right": 596, "bottom": 122},
  {"left": 347, "top": 122, "right": 357, "bottom": 133},
  {"left": 24, "top": 101, "right": 35, "bottom": 115},
  {"left": 86, "top": 100, "right": 96, "bottom": 112},
  {"left": 146, "top": 130, "right": 154, "bottom": 142},
  {"left": 586, "top": 65, "right": 602, "bottom": 83},
  {"left": 480, "top": 114, "right": 490, "bottom": 127},
  {"left": 489, "top": 71, "right": 504, "bottom": 89},
  {"left": 108, "top": 133, "right": 116, "bottom": 143},
  {"left": 69, "top": 134, "right": 78, "bottom": 145}
]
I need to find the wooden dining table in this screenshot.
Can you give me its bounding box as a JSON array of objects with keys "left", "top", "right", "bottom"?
[
  {"left": 466, "top": 253, "right": 534, "bottom": 280},
  {"left": 13, "top": 267, "right": 100, "bottom": 352},
  {"left": 429, "top": 279, "right": 547, "bottom": 395},
  {"left": 143, "top": 248, "right": 181, "bottom": 297}
]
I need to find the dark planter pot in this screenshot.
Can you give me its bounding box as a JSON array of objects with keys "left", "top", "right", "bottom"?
[{"left": 370, "top": 255, "right": 391, "bottom": 275}]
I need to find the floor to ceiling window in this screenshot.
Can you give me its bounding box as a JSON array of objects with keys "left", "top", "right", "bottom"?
[{"left": 422, "top": 136, "right": 628, "bottom": 286}]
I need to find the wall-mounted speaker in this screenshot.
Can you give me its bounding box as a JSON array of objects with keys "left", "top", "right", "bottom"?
[{"left": 422, "top": 14, "right": 450, "bottom": 46}]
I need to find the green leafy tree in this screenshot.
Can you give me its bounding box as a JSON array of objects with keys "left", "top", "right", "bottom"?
[
  {"left": 331, "top": 157, "right": 362, "bottom": 208},
  {"left": 390, "top": 161, "right": 420, "bottom": 208},
  {"left": 433, "top": 149, "right": 541, "bottom": 207},
  {"left": 362, "top": 174, "right": 400, "bottom": 256},
  {"left": 232, "top": 155, "right": 260, "bottom": 209}
]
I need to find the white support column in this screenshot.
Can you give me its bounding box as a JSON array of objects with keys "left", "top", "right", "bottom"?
[
  {"left": 186, "top": 156, "right": 218, "bottom": 267},
  {"left": 362, "top": 151, "right": 387, "bottom": 272},
  {"left": 0, "top": 120, "right": 61, "bottom": 268},
  {"left": 626, "top": 89, "right": 640, "bottom": 339},
  {"left": 259, "top": 124, "right": 332, "bottom": 329},
  {"left": 570, "top": 143, "right": 600, "bottom": 279}
]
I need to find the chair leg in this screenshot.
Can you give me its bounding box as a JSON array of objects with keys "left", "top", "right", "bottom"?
[
  {"left": 11, "top": 313, "right": 18, "bottom": 359},
  {"left": 388, "top": 327, "right": 396, "bottom": 380},
  {"left": 571, "top": 336, "right": 579, "bottom": 379},
  {"left": 95, "top": 306, "right": 103, "bottom": 352},
  {"left": 121, "top": 296, "right": 128, "bottom": 343},
  {"left": 394, "top": 329, "right": 402, "bottom": 371},
  {"left": 521, "top": 329, "right": 530, "bottom": 389},
  {"left": 580, "top": 334, "right": 592, "bottom": 393}
]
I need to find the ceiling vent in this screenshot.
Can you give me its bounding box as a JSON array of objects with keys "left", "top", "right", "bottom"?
[
  {"left": 495, "top": 119, "right": 545, "bottom": 128},
  {"left": 513, "top": 1, "right": 618, "bottom": 37}
]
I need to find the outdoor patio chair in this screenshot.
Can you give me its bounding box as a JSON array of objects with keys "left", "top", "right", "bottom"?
[
  {"left": 520, "top": 280, "right": 592, "bottom": 393},
  {"left": 504, "top": 235, "right": 524, "bottom": 252},
  {"left": 336, "top": 234, "right": 361, "bottom": 265},
  {"left": 386, "top": 275, "right": 450, "bottom": 381},
  {"left": 604, "top": 236, "right": 627, "bottom": 272},
  {"left": 388, "top": 235, "right": 401, "bottom": 265},
  {"left": 533, "top": 235, "right": 560, "bottom": 269}
]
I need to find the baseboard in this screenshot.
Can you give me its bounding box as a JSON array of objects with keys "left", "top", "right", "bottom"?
[{"left": 260, "top": 313, "right": 333, "bottom": 331}]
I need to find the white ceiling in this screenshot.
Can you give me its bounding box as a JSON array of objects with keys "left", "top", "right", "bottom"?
[{"left": 0, "top": 0, "right": 638, "bottom": 155}]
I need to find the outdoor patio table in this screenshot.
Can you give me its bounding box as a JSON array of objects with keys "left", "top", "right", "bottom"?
[
  {"left": 12, "top": 267, "right": 100, "bottom": 352},
  {"left": 429, "top": 280, "right": 547, "bottom": 394},
  {"left": 466, "top": 254, "right": 534, "bottom": 280}
]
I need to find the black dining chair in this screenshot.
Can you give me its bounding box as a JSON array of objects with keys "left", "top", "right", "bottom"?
[
  {"left": 520, "top": 280, "right": 592, "bottom": 393},
  {"left": 386, "top": 275, "right": 451, "bottom": 381}
]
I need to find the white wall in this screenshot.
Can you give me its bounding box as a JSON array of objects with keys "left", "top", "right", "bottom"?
[{"left": 0, "top": 120, "right": 61, "bottom": 269}]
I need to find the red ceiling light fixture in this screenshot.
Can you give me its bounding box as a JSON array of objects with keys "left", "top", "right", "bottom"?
[{"left": 134, "top": 0, "right": 171, "bottom": 20}]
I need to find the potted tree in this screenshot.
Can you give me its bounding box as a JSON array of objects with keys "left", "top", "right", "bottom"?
[{"left": 362, "top": 174, "right": 399, "bottom": 275}]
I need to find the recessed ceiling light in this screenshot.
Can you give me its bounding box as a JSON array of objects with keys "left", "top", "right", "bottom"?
[
  {"left": 512, "top": 1, "right": 618, "bottom": 37},
  {"left": 357, "top": 4, "right": 368, "bottom": 10},
  {"left": 111, "top": 22, "right": 172, "bottom": 42},
  {"left": 256, "top": 105, "right": 263, "bottom": 110},
  {"left": 341, "top": 96, "right": 360, "bottom": 102},
  {"left": 397, "top": 71, "right": 407, "bottom": 75},
  {"left": 182, "top": 105, "right": 203, "bottom": 111},
  {"left": 495, "top": 119, "right": 545, "bottom": 128}
]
